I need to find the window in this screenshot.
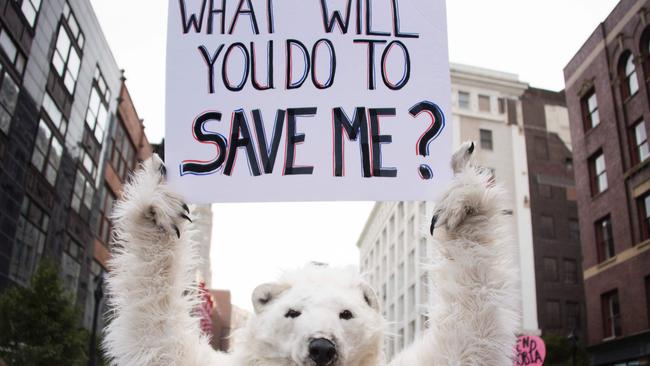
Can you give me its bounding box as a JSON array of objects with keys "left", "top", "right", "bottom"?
[
  {"left": 546, "top": 300, "right": 561, "bottom": 329},
  {"left": 498, "top": 98, "right": 506, "bottom": 114},
  {"left": 540, "top": 215, "right": 555, "bottom": 239},
  {"left": 98, "top": 187, "right": 116, "bottom": 244},
  {"left": 9, "top": 197, "right": 49, "bottom": 285},
  {"left": 108, "top": 119, "right": 134, "bottom": 174},
  {"left": 458, "top": 91, "right": 470, "bottom": 109},
  {"left": 0, "top": 29, "right": 26, "bottom": 75},
  {"left": 595, "top": 216, "right": 615, "bottom": 262},
  {"left": 80, "top": 149, "right": 98, "bottom": 180},
  {"left": 480, "top": 129, "right": 493, "bottom": 150},
  {"left": 52, "top": 3, "right": 84, "bottom": 94},
  {"left": 630, "top": 120, "right": 649, "bottom": 165},
  {"left": 42, "top": 92, "right": 67, "bottom": 134},
  {"left": 408, "top": 320, "right": 415, "bottom": 344},
  {"left": 544, "top": 257, "right": 558, "bottom": 282},
  {"left": 30, "top": 119, "right": 63, "bottom": 186},
  {"left": 71, "top": 169, "right": 95, "bottom": 215},
  {"left": 637, "top": 193, "right": 650, "bottom": 241},
  {"left": 589, "top": 151, "right": 608, "bottom": 195},
  {"left": 564, "top": 259, "right": 577, "bottom": 284},
  {"left": 16, "top": 0, "right": 42, "bottom": 27},
  {"left": 566, "top": 302, "right": 580, "bottom": 331},
  {"left": 0, "top": 64, "right": 19, "bottom": 134},
  {"left": 569, "top": 219, "right": 580, "bottom": 241},
  {"left": 621, "top": 52, "right": 639, "bottom": 99},
  {"left": 85, "top": 67, "right": 111, "bottom": 142},
  {"left": 478, "top": 95, "right": 491, "bottom": 112},
  {"left": 602, "top": 290, "right": 621, "bottom": 338},
  {"left": 61, "top": 235, "right": 83, "bottom": 298},
  {"left": 582, "top": 89, "right": 600, "bottom": 130}
]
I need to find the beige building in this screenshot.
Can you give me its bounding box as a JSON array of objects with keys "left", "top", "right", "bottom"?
[{"left": 357, "top": 63, "right": 539, "bottom": 359}]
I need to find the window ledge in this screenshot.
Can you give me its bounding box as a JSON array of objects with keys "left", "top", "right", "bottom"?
[
  {"left": 623, "top": 91, "right": 639, "bottom": 104},
  {"left": 591, "top": 189, "right": 609, "bottom": 200},
  {"left": 602, "top": 335, "right": 617, "bottom": 342},
  {"left": 636, "top": 239, "right": 650, "bottom": 250},
  {"left": 583, "top": 121, "right": 603, "bottom": 138},
  {"left": 624, "top": 158, "right": 650, "bottom": 179},
  {"left": 597, "top": 256, "right": 617, "bottom": 269}
]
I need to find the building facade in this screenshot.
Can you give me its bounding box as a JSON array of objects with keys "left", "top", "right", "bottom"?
[
  {"left": 0, "top": 0, "right": 150, "bottom": 328},
  {"left": 357, "top": 64, "right": 539, "bottom": 360},
  {"left": 564, "top": 1, "right": 650, "bottom": 364},
  {"left": 521, "top": 88, "right": 587, "bottom": 341}
]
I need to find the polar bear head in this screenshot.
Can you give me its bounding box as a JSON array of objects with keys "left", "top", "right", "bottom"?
[{"left": 236, "top": 263, "right": 384, "bottom": 366}]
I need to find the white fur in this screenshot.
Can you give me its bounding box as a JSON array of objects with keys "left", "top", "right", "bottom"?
[{"left": 103, "top": 142, "right": 520, "bottom": 366}]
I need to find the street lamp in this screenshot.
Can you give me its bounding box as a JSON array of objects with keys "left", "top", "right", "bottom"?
[{"left": 88, "top": 270, "right": 105, "bottom": 366}]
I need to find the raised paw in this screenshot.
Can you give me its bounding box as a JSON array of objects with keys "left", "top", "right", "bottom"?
[
  {"left": 431, "top": 141, "right": 500, "bottom": 236},
  {"left": 117, "top": 154, "right": 193, "bottom": 240}
]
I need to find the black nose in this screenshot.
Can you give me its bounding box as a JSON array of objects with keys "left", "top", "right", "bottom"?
[{"left": 309, "top": 338, "right": 337, "bottom": 365}]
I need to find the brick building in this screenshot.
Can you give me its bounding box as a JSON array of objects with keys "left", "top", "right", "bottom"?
[
  {"left": 564, "top": 0, "right": 650, "bottom": 364},
  {"left": 0, "top": 0, "right": 151, "bottom": 329},
  {"left": 521, "top": 88, "right": 587, "bottom": 341}
]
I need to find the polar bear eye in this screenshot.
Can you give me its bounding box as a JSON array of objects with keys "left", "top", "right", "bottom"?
[
  {"left": 339, "top": 310, "right": 354, "bottom": 320},
  {"left": 285, "top": 309, "right": 301, "bottom": 318}
]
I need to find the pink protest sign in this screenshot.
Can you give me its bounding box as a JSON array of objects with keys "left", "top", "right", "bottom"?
[{"left": 514, "top": 335, "right": 546, "bottom": 366}]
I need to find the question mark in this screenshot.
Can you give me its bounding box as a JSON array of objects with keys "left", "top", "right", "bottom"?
[{"left": 409, "top": 101, "right": 446, "bottom": 180}]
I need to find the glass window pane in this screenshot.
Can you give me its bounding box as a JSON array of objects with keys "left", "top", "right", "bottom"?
[
  {"left": 68, "top": 15, "right": 80, "bottom": 39},
  {"left": 67, "top": 48, "right": 81, "bottom": 78},
  {"left": 626, "top": 55, "right": 635, "bottom": 76},
  {"left": 31, "top": 150, "right": 45, "bottom": 170},
  {"left": 35, "top": 121, "right": 51, "bottom": 152},
  {"left": 55, "top": 28, "right": 71, "bottom": 60},
  {"left": 599, "top": 173, "right": 608, "bottom": 192},
  {"left": 0, "top": 31, "right": 17, "bottom": 62},
  {"left": 636, "top": 123, "right": 647, "bottom": 144},
  {"left": 588, "top": 94, "right": 598, "bottom": 112},
  {"left": 596, "top": 155, "right": 606, "bottom": 174},
  {"left": 49, "top": 138, "right": 63, "bottom": 167},
  {"left": 0, "top": 74, "right": 19, "bottom": 112},
  {"left": 64, "top": 72, "right": 75, "bottom": 93},
  {"left": 629, "top": 73, "right": 639, "bottom": 95},
  {"left": 89, "top": 90, "right": 100, "bottom": 115},
  {"left": 21, "top": 2, "right": 37, "bottom": 26},
  {"left": 45, "top": 165, "right": 57, "bottom": 185}
]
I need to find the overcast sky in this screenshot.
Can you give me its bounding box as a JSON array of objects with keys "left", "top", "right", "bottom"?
[{"left": 90, "top": 0, "right": 618, "bottom": 310}]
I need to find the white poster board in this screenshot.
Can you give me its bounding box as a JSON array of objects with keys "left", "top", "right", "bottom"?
[{"left": 166, "top": 0, "right": 452, "bottom": 203}]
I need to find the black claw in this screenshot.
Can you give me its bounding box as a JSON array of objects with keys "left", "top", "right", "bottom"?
[
  {"left": 182, "top": 203, "right": 190, "bottom": 214},
  {"left": 173, "top": 225, "right": 180, "bottom": 238},
  {"left": 430, "top": 214, "right": 439, "bottom": 236},
  {"left": 180, "top": 213, "right": 192, "bottom": 223},
  {"left": 468, "top": 142, "right": 475, "bottom": 154}
]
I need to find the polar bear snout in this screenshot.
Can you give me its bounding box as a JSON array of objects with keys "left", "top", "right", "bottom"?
[{"left": 308, "top": 338, "right": 337, "bottom": 365}]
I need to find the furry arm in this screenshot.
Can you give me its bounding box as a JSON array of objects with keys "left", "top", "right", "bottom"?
[
  {"left": 103, "top": 156, "right": 230, "bottom": 366},
  {"left": 389, "top": 142, "right": 520, "bottom": 366}
]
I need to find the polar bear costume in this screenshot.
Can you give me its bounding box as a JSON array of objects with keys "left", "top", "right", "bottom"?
[{"left": 103, "top": 142, "right": 520, "bottom": 366}]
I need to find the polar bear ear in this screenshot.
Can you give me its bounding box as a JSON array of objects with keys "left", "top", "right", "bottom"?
[
  {"left": 252, "top": 282, "right": 290, "bottom": 314},
  {"left": 360, "top": 282, "right": 380, "bottom": 312}
]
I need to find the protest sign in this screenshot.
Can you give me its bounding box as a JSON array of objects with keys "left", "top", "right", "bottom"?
[
  {"left": 166, "top": 0, "right": 452, "bottom": 203},
  {"left": 514, "top": 335, "right": 546, "bottom": 366}
]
